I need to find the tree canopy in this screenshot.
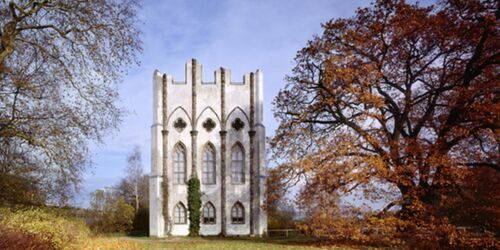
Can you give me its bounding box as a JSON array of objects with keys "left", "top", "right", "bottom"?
[
  {"left": 272, "top": 0, "right": 498, "bottom": 247},
  {"left": 0, "top": 0, "right": 142, "bottom": 204}
]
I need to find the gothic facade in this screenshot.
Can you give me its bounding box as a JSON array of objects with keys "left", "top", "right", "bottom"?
[{"left": 150, "top": 59, "right": 267, "bottom": 236}]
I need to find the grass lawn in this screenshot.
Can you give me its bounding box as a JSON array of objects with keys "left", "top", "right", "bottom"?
[{"left": 87, "top": 235, "right": 364, "bottom": 250}]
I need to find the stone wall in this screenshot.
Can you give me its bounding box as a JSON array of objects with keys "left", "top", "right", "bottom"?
[{"left": 150, "top": 59, "right": 267, "bottom": 237}]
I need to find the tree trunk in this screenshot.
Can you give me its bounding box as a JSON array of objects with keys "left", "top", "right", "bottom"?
[{"left": 134, "top": 183, "right": 139, "bottom": 211}]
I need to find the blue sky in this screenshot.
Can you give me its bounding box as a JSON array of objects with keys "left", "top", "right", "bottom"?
[{"left": 74, "top": 0, "right": 373, "bottom": 207}]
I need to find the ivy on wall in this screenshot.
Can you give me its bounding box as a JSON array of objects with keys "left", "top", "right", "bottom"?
[
  {"left": 162, "top": 173, "right": 170, "bottom": 235},
  {"left": 187, "top": 177, "right": 201, "bottom": 236}
]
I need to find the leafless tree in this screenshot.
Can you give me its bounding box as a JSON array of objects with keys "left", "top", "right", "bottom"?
[
  {"left": 0, "top": 0, "right": 142, "bottom": 204},
  {"left": 126, "top": 145, "right": 143, "bottom": 211}
]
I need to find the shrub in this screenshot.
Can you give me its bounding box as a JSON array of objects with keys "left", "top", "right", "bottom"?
[
  {"left": 299, "top": 207, "right": 407, "bottom": 247},
  {"left": 403, "top": 218, "right": 500, "bottom": 249},
  {"left": 187, "top": 177, "right": 201, "bottom": 236},
  {"left": 0, "top": 207, "right": 90, "bottom": 250},
  {"left": 131, "top": 206, "right": 149, "bottom": 235},
  {"left": 0, "top": 173, "right": 46, "bottom": 206},
  {"left": 301, "top": 208, "right": 500, "bottom": 249},
  {"left": 88, "top": 189, "right": 135, "bottom": 233},
  {"left": 0, "top": 226, "right": 56, "bottom": 250},
  {"left": 113, "top": 197, "right": 136, "bottom": 232}
]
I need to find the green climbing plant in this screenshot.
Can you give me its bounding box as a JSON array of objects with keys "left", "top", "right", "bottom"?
[{"left": 187, "top": 177, "right": 201, "bottom": 236}]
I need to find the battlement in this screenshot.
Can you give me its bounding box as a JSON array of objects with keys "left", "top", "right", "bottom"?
[
  {"left": 154, "top": 58, "right": 261, "bottom": 86},
  {"left": 152, "top": 58, "right": 264, "bottom": 130}
]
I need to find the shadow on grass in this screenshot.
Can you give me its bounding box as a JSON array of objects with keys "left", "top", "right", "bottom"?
[
  {"left": 122, "top": 234, "right": 371, "bottom": 249},
  {"left": 126, "top": 231, "right": 149, "bottom": 237},
  {"left": 198, "top": 235, "right": 374, "bottom": 249}
]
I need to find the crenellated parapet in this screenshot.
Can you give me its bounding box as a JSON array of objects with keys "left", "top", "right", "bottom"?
[{"left": 152, "top": 59, "right": 263, "bottom": 133}]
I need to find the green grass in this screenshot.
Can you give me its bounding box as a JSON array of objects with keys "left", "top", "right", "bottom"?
[{"left": 108, "top": 236, "right": 360, "bottom": 250}]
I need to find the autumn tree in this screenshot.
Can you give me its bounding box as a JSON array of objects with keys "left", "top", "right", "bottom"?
[
  {"left": 0, "top": 0, "right": 142, "bottom": 203},
  {"left": 443, "top": 166, "right": 500, "bottom": 232},
  {"left": 272, "top": 0, "right": 499, "bottom": 247}
]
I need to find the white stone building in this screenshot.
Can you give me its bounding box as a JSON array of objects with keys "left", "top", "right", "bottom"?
[{"left": 150, "top": 59, "right": 267, "bottom": 237}]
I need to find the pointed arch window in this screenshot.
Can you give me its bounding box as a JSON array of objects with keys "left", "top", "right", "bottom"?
[
  {"left": 231, "top": 144, "right": 245, "bottom": 184},
  {"left": 173, "top": 143, "right": 186, "bottom": 184},
  {"left": 202, "top": 143, "right": 216, "bottom": 184},
  {"left": 202, "top": 202, "right": 216, "bottom": 224},
  {"left": 174, "top": 202, "right": 187, "bottom": 224},
  {"left": 231, "top": 202, "right": 245, "bottom": 224}
]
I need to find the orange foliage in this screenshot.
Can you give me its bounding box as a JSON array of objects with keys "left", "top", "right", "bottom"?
[
  {"left": 271, "top": 0, "right": 499, "bottom": 248},
  {"left": 0, "top": 226, "right": 56, "bottom": 250}
]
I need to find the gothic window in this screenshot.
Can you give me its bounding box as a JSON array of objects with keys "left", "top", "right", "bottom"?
[
  {"left": 231, "top": 143, "right": 245, "bottom": 184},
  {"left": 202, "top": 202, "right": 216, "bottom": 224},
  {"left": 173, "top": 143, "right": 186, "bottom": 184},
  {"left": 231, "top": 202, "right": 244, "bottom": 224},
  {"left": 174, "top": 202, "right": 187, "bottom": 224},
  {"left": 202, "top": 143, "right": 216, "bottom": 184}
]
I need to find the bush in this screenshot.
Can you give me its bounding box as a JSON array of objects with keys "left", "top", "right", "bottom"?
[
  {"left": 187, "top": 177, "right": 201, "bottom": 236},
  {"left": 301, "top": 208, "right": 500, "bottom": 249},
  {"left": 0, "top": 173, "right": 46, "bottom": 206},
  {"left": 403, "top": 218, "right": 500, "bottom": 249},
  {"left": 0, "top": 207, "right": 90, "bottom": 250},
  {"left": 0, "top": 226, "right": 56, "bottom": 250},
  {"left": 88, "top": 189, "right": 135, "bottom": 233},
  {"left": 299, "top": 206, "right": 407, "bottom": 247},
  {"left": 131, "top": 206, "right": 149, "bottom": 235}
]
